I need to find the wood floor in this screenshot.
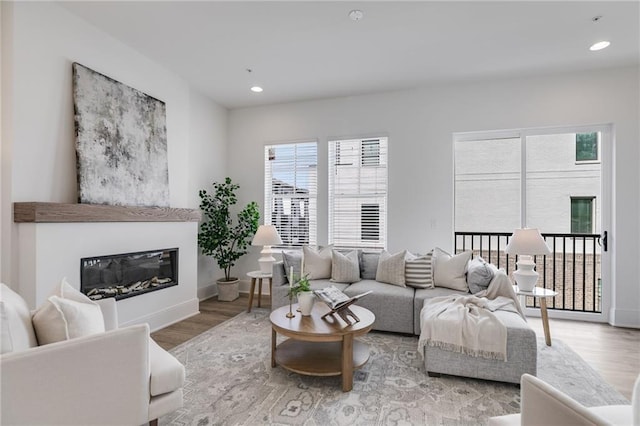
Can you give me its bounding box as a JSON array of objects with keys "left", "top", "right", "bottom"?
[{"left": 152, "top": 294, "right": 640, "bottom": 400}]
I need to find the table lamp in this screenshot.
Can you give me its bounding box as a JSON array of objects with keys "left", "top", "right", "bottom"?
[
  {"left": 252, "top": 225, "right": 283, "bottom": 274},
  {"left": 505, "top": 228, "right": 551, "bottom": 292}
]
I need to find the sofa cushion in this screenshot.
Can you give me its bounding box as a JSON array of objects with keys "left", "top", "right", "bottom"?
[
  {"left": 467, "top": 256, "right": 497, "bottom": 294},
  {"left": 32, "top": 278, "right": 105, "bottom": 345},
  {"left": 405, "top": 251, "right": 434, "bottom": 289},
  {"left": 331, "top": 250, "right": 360, "bottom": 284},
  {"left": 303, "top": 246, "right": 332, "bottom": 279},
  {"left": 308, "top": 279, "right": 349, "bottom": 292},
  {"left": 149, "top": 338, "right": 186, "bottom": 396},
  {"left": 344, "top": 280, "right": 415, "bottom": 334},
  {"left": 432, "top": 248, "right": 472, "bottom": 292},
  {"left": 375, "top": 250, "right": 407, "bottom": 287},
  {"left": 359, "top": 252, "right": 380, "bottom": 280},
  {"left": 0, "top": 283, "right": 38, "bottom": 354}
]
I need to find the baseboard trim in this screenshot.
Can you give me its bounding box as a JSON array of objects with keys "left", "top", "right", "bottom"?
[
  {"left": 198, "top": 282, "right": 218, "bottom": 301},
  {"left": 608, "top": 307, "right": 640, "bottom": 328},
  {"left": 199, "top": 279, "right": 272, "bottom": 301},
  {"left": 120, "top": 298, "right": 199, "bottom": 332}
]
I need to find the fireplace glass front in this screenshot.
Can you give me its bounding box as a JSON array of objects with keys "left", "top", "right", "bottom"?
[{"left": 80, "top": 248, "right": 178, "bottom": 300}]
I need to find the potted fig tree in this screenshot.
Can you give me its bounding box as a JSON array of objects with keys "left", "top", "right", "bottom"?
[{"left": 198, "top": 177, "right": 259, "bottom": 301}]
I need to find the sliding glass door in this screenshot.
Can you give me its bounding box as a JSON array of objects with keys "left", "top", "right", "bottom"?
[{"left": 454, "top": 125, "right": 611, "bottom": 322}]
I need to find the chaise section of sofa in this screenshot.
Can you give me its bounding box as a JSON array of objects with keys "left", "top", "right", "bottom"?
[
  {"left": 423, "top": 309, "right": 537, "bottom": 384},
  {"left": 413, "top": 287, "right": 470, "bottom": 335}
]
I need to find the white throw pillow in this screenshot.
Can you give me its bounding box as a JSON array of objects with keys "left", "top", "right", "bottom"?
[
  {"left": 375, "top": 250, "right": 407, "bottom": 287},
  {"left": 0, "top": 300, "right": 12, "bottom": 354},
  {"left": 0, "top": 283, "right": 39, "bottom": 354},
  {"left": 405, "top": 250, "right": 434, "bottom": 289},
  {"left": 432, "top": 248, "right": 472, "bottom": 292},
  {"left": 32, "top": 278, "right": 105, "bottom": 345},
  {"left": 331, "top": 250, "right": 360, "bottom": 284},
  {"left": 302, "top": 246, "right": 332, "bottom": 279}
]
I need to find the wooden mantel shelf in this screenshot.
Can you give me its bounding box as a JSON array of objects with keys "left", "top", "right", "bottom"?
[{"left": 14, "top": 202, "right": 201, "bottom": 223}]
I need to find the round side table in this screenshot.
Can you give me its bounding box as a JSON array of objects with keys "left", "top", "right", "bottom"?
[
  {"left": 514, "top": 286, "right": 558, "bottom": 346},
  {"left": 246, "top": 271, "right": 272, "bottom": 312}
]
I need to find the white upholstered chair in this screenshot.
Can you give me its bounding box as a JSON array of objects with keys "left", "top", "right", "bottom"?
[
  {"left": 0, "top": 283, "right": 185, "bottom": 426},
  {"left": 489, "top": 373, "right": 639, "bottom": 426}
]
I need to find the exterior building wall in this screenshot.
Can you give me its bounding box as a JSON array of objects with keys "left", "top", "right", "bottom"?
[{"left": 455, "top": 133, "right": 601, "bottom": 235}]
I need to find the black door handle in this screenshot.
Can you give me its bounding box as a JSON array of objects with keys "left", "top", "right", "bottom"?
[{"left": 599, "top": 231, "right": 608, "bottom": 252}]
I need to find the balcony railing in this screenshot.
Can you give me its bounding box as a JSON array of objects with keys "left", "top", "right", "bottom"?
[{"left": 454, "top": 232, "right": 602, "bottom": 313}]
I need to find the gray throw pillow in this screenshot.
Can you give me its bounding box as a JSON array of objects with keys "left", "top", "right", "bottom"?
[
  {"left": 359, "top": 251, "right": 380, "bottom": 280},
  {"left": 282, "top": 250, "right": 302, "bottom": 283},
  {"left": 467, "top": 256, "right": 496, "bottom": 294}
]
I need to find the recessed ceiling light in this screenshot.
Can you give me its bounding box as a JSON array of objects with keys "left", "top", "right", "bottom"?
[
  {"left": 250, "top": 86, "right": 263, "bottom": 93},
  {"left": 589, "top": 41, "right": 610, "bottom": 51},
  {"left": 348, "top": 10, "right": 364, "bottom": 21}
]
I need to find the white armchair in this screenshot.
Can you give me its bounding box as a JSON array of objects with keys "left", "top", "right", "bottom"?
[
  {"left": 489, "top": 373, "right": 639, "bottom": 426},
  {"left": 0, "top": 283, "right": 184, "bottom": 426}
]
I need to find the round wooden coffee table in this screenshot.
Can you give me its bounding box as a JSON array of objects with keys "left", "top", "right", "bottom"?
[{"left": 270, "top": 302, "right": 375, "bottom": 392}]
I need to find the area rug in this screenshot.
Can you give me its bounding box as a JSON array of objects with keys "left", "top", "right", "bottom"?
[{"left": 162, "top": 308, "right": 627, "bottom": 426}]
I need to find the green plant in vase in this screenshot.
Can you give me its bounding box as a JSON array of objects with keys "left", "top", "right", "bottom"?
[
  {"left": 287, "top": 274, "right": 315, "bottom": 316},
  {"left": 286, "top": 274, "right": 311, "bottom": 298},
  {"left": 198, "top": 177, "right": 259, "bottom": 302}
]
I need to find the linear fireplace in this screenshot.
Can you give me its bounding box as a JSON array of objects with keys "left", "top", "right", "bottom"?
[{"left": 80, "top": 248, "right": 178, "bottom": 301}]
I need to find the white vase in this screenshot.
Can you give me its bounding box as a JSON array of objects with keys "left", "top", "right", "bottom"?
[{"left": 297, "top": 291, "right": 315, "bottom": 316}]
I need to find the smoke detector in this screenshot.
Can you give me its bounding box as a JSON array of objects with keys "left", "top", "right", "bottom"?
[{"left": 349, "top": 10, "right": 364, "bottom": 21}]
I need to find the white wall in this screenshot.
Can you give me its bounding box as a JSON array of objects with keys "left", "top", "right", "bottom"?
[
  {"left": 228, "top": 66, "right": 640, "bottom": 328},
  {"left": 1, "top": 2, "right": 228, "bottom": 317},
  {"left": 187, "top": 89, "right": 228, "bottom": 299},
  {"left": 1, "top": 2, "right": 13, "bottom": 283}
]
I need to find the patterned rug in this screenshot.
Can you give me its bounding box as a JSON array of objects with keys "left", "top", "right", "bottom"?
[{"left": 162, "top": 308, "right": 627, "bottom": 426}]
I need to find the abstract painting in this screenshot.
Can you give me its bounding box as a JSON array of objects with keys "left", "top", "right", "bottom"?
[{"left": 73, "top": 63, "right": 169, "bottom": 207}]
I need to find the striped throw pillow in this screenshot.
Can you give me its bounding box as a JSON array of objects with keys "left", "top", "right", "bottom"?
[{"left": 405, "top": 251, "right": 434, "bottom": 289}]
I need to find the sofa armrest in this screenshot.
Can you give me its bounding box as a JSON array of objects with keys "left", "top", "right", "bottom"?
[
  {"left": 272, "top": 260, "right": 288, "bottom": 286},
  {"left": 1, "top": 324, "right": 150, "bottom": 426},
  {"left": 95, "top": 297, "right": 118, "bottom": 330}
]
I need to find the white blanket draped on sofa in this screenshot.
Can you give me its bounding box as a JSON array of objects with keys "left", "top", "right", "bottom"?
[{"left": 418, "top": 271, "right": 525, "bottom": 361}]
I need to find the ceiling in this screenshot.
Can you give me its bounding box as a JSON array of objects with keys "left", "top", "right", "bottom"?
[{"left": 60, "top": 1, "right": 640, "bottom": 109}]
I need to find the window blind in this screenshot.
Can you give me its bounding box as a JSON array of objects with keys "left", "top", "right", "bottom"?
[
  {"left": 264, "top": 141, "right": 317, "bottom": 247},
  {"left": 328, "top": 137, "right": 388, "bottom": 249}
]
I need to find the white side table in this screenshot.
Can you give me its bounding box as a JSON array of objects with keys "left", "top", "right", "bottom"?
[
  {"left": 247, "top": 271, "right": 272, "bottom": 313},
  {"left": 514, "top": 286, "right": 559, "bottom": 346}
]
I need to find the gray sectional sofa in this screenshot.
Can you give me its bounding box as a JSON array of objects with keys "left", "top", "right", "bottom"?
[{"left": 270, "top": 259, "right": 537, "bottom": 384}]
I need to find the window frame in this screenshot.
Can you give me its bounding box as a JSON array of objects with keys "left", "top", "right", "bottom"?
[
  {"left": 328, "top": 136, "right": 388, "bottom": 250},
  {"left": 570, "top": 196, "right": 596, "bottom": 234},
  {"left": 263, "top": 141, "right": 318, "bottom": 248},
  {"left": 575, "top": 132, "right": 600, "bottom": 164}
]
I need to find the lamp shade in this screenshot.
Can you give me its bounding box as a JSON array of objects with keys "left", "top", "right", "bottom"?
[
  {"left": 505, "top": 228, "right": 551, "bottom": 255},
  {"left": 252, "top": 225, "right": 282, "bottom": 246}
]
